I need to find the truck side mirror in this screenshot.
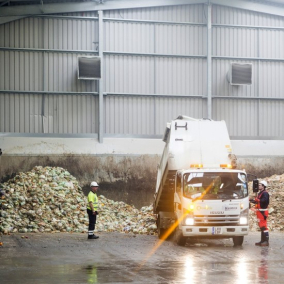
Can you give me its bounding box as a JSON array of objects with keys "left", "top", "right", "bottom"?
[{"left": 252, "top": 179, "right": 259, "bottom": 193}]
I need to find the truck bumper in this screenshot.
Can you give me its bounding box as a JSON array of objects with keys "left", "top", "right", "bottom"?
[{"left": 182, "top": 226, "right": 249, "bottom": 237}]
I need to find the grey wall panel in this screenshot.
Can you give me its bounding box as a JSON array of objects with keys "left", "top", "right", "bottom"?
[
  {"left": 0, "top": 93, "right": 98, "bottom": 133},
  {"left": 259, "top": 29, "right": 284, "bottom": 59},
  {"left": 104, "top": 95, "right": 204, "bottom": 135},
  {"left": 43, "top": 94, "right": 98, "bottom": 134},
  {"left": 0, "top": 17, "right": 98, "bottom": 50},
  {"left": 104, "top": 20, "right": 206, "bottom": 56},
  {"left": 105, "top": 56, "right": 206, "bottom": 96},
  {"left": 155, "top": 25, "right": 206, "bottom": 55},
  {"left": 155, "top": 58, "right": 206, "bottom": 95},
  {"left": 212, "top": 5, "right": 284, "bottom": 26},
  {"left": 212, "top": 27, "right": 257, "bottom": 57},
  {"left": 259, "top": 61, "right": 284, "bottom": 98},
  {"left": 104, "top": 54, "right": 155, "bottom": 94},
  {"left": 104, "top": 21, "right": 155, "bottom": 53},
  {"left": 104, "top": 95, "right": 155, "bottom": 134},
  {"left": 42, "top": 18, "right": 98, "bottom": 50},
  {"left": 0, "top": 93, "right": 43, "bottom": 133},
  {"left": 104, "top": 4, "right": 205, "bottom": 22},
  {"left": 212, "top": 59, "right": 256, "bottom": 98},
  {"left": 155, "top": 97, "right": 205, "bottom": 135},
  {"left": 0, "top": 17, "right": 43, "bottom": 48},
  {"left": 0, "top": 50, "right": 43, "bottom": 91},
  {"left": 213, "top": 99, "right": 258, "bottom": 137},
  {"left": 259, "top": 100, "right": 284, "bottom": 137}
]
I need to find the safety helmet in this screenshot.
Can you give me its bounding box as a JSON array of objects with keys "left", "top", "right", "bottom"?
[
  {"left": 260, "top": 180, "right": 267, "bottom": 188},
  {"left": 90, "top": 181, "right": 99, "bottom": 187}
]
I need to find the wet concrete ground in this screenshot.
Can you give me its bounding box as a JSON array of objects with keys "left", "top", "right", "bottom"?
[{"left": 0, "top": 231, "right": 283, "bottom": 284}]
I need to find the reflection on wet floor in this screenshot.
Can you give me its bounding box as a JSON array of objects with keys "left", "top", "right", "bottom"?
[
  {"left": 0, "top": 254, "right": 277, "bottom": 284},
  {"left": 0, "top": 238, "right": 281, "bottom": 284},
  {"left": 258, "top": 248, "right": 269, "bottom": 284},
  {"left": 83, "top": 264, "right": 133, "bottom": 283}
]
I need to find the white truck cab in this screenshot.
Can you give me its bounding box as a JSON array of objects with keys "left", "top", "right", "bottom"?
[{"left": 174, "top": 168, "right": 249, "bottom": 246}]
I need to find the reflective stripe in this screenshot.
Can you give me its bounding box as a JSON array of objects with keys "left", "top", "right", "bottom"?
[
  {"left": 88, "top": 230, "right": 94, "bottom": 235},
  {"left": 258, "top": 209, "right": 268, "bottom": 211}
]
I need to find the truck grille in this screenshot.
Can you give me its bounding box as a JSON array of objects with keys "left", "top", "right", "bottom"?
[{"left": 194, "top": 215, "right": 240, "bottom": 226}]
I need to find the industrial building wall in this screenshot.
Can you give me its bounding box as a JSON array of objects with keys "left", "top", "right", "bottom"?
[
  {"left": 212, "top": 5, "right": 284, "bottom": 138},
  {"left": 0, "top": 16, "right": 99, "bottom": 134},
  {"left": 0, "top": 3, "right": 284, "bottom": 138}
]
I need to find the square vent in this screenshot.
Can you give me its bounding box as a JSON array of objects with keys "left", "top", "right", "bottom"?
[
  {"left": 78, "top": 56, "right": 101, "bottom": 80},
  {"left": 228, "top": 63, "right": 252, "bottom": 85}
]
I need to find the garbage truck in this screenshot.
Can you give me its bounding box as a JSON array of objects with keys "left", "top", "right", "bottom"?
[{"left": 153, "top": 116, "right": 249, "bottom": 246}]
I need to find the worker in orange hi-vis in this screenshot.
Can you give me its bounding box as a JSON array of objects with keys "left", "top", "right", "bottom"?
[{"left": 250, "top": 180, "right": 270, "bottom": 247}]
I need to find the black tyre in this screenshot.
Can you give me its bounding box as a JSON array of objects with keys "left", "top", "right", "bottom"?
[
  {"left": 175, "top": 228, "right": 187, "bottom": 246},
  {"left": 158, "top": 226, "right": 167, "bottom": 239},
  {"left": 157, "top": 217, "right": 167, "bottom": 239},
  {"left": 233, "top": 236, "right": 244, "bottom": 246}
]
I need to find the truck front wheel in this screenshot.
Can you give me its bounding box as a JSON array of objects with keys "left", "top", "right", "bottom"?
[
  {"left": 233, "top": 236, "right": 244, "bottom": 246},
  {"left": 175, "top": 228, "right": 187, "bottom": 246},
  {"left": 158, "top": 226, "right": 167, "bottom": 240}
]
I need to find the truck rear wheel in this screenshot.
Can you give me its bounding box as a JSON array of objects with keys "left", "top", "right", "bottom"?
[
  {"left": 157, "top": 216, "right": 167, "bottom": 239},
  {"left": 233, "top": 236, "right": 244, "bottom": 246}
]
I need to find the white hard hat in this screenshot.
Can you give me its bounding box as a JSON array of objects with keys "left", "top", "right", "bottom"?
[
  {"left": 260, "top": 180, "right": 267, "bottom": 187},
  {"left": 90, "top": 181, "right": 99, "bottom": 187}
]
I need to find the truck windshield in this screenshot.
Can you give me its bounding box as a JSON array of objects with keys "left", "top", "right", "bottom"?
[{"left": 183, "top": 172, "right": 248, "bottom": 200}]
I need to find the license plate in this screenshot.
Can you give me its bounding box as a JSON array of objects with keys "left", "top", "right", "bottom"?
[{"left": 212, "top": 227, "right": 222, "bottom": 235}]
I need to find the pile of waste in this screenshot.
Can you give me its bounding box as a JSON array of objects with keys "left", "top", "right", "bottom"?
[
  {"left": 0, "top": 166, "right": 157, "bottom": 235},
  {"left": 96, "top": 196, "right": 156, "bottom": 234},
  {"left": 249, "top": 173, "right": 284, "bottom": 232}
]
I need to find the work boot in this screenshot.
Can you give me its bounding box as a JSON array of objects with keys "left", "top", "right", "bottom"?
[
  {"left": 255, "top": 231, "right": 265, "bottom": 246},
  {"left": 88, "top": 235, "right": 99, "bottom": 239},
  {"left": 260, "top": 235, "right": 269, "bottom": 247}
]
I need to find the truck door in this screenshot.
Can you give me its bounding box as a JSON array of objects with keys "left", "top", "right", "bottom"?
[{"left": 175, "top": 173, "right": 183, "bottom": 218}]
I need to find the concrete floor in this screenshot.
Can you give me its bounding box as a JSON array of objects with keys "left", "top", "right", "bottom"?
[{"left": 0, "top": 231, "right": 283, "bottom": 283}]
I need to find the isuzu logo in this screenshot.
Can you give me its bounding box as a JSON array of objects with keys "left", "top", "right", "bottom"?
[{"left": 210, "top": 211, "right": 224, "bottom": 214}]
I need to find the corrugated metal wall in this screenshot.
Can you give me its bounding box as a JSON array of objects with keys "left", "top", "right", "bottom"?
[
  {"left": 0, "top": 16, "right": 99, "bottom": 133},
  {"left": 212, "top": 5, "right": 284, "bottom": 138},
  {"left": 0, "top": 3, "right": 284, "bottom": 138},
  {"left": 103, "top": 4, "right": 207, "bottom": 135},
  {"left": 0, "top": 93, "right": 98, "bottom": 133}
]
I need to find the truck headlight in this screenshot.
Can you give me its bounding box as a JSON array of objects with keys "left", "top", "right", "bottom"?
[
  {"left": 239, "top": 217, "right": 248, "bottom": 225},
  {"left": 185, "top": 217, "right": 194, "bottom": 225},
  {"left": 239, "top": 208, "right": 249, "bottom": 225}
]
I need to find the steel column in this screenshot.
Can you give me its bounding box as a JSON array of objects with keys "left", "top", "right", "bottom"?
[
  {"left": 207, "top": 3, "right": 212, "bottom": 119},
  {"left": 98, "top": 10, "right": 104, "bottom": 143}
]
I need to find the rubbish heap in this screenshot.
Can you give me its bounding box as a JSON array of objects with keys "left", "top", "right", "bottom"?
[
  {"left": 249, "top": 174, "right": 284, "bottom": 232},
  {"left": 96, "top": 196, "right": 156, "bottom": 234},
  {"left": 0, "top": 166, "right": 157, "bottom": 235}
]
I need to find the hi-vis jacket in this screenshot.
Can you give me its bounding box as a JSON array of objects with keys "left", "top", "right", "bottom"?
[
  {"left": 87, "top": 191, "right": 98, "bottom": 211},
  {"left": 255, "top": 190, "right": 269, "bottom": 212}
]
